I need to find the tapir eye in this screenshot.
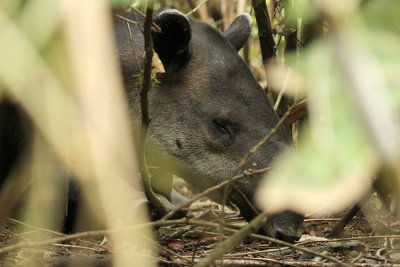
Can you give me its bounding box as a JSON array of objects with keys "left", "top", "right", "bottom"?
[
  {"left": 212, "top": 119, "right": 235, "bottom": 144},
  {"left": 213, "top": 119, "right": 231, "bottom": 136}
]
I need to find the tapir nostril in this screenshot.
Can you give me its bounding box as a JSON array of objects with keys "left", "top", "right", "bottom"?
[{"left": 175, "top": 139, "right": 183, "bottom": 149}]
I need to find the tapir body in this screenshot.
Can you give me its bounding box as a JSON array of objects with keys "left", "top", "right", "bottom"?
[
  {"left": 0, "top": 9, "right": 303, "bottom": 242},
  {"left": 114, "top": 9, "right": 303, "bottom": 242}
]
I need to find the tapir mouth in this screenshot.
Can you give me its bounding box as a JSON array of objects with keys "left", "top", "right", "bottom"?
[
  {"left": 229, "top": 172, "right": 304, "bottom": 243},
  {"left": 169, "top": 155, "right": 304, "bottom": 243},
  {"left": 228, "top": 173, "right": 262, "bottom": 222}
]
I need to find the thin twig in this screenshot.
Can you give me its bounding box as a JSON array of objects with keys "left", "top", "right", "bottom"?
[
  {"left": 232, "top": 184, "right": 259, "bottom": 215},
  {"left": 297, "top": 234, "right": 400, "bottom": 245},
  {"left": 143, "top": 234, "right": 193, "bottom": 264},
  {"left": 285, "top": 98, "right": 308, "bottom": 125},
  {"left": 6, "top": 218, "right": 108, "bottom": 251},
  {"left": 138, "top": 4, "right": 168, "bottom": 217},
  {"left": 304, "top": 218, "right": 341, "bottom": 222},
  {"left": 192, "top": 225, "right": 212, "bottom": 264},
  {"left": 273, "top": 68, "right": 292, "bottom": 111},
  {"left": 125, "top": 20, "right": 142, "bottom": 72},
  {"left": 0, "top": 219, "right": 223, "bottom": 255},
  {"left": 131, "top": 6, "right": 161, "bottom": 32},
  {"left": 222, "top": 101, "right": 303, "bottom": 209},
  {"left": 226, "top": 247, "right": 290, "bottom": 256},
  {"left": 52, "top": 243, "right": 103, "bottom": 252},
  {"left": 115, "top": 13, "right": 161, "bottom": 32},
  {"left": 236, "top": 105, "right": 294, "bottom": 181},
  {"left": 129, "top": 7, "right": 143, "bottom": 32},
  {"left": 248, "top": 233, "right": 352, "bottom": 267},
  {"left": 0, "top": 217, "right": 382, "bottom": 266},
  {"left": 131, "top": 7, "right": 146, "bottom": 20},
  {"left": 115, "top": 14, "right": 141, "bottom": 27},
  {"left": 161, "top": 167, "right": 270, "bottom": 221},
  {"left": 186, "top": 0, "right": 209, "bottom": 17}
]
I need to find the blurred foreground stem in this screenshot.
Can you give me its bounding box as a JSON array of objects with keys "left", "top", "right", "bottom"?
[{"left": 194, "top": 211, "right": 269, "bottom": 267}]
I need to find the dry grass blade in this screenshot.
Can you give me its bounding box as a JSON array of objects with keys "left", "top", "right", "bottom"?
[{"left": 0, "top": 0, "right": 153, "bottom": 266}]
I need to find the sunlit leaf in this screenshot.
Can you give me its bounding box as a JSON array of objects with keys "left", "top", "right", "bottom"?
[
  {"left": 257, "top": 39, "right": 381, "bottom": 215},
  {"left": 362, "top": 0, "right": 400, "bottom": 34},
  {"left": 285, "top": 0, "right": 319, "bottom": 26}
]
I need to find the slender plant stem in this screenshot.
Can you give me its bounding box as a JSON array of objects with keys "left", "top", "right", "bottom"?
[
  {"left": 186, "top": 0, "right": 209, "bottom": 17},
  {"left": 221, "top": 101, "right": 302, "bottom": 210},
  {"left": 194, "top": 211, "right": 270, "bottom": 267},
  {"left": 139, "top": 4, "right": 168, "bottom": 217}
]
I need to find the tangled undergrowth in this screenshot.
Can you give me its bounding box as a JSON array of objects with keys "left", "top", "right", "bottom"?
[{"left": 1, "top": 184, "right": 399, "bottom": 267}]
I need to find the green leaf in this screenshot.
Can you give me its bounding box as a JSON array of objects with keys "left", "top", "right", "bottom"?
[{"left": 257, "top": 39, "right": 381, "bottom": 215}]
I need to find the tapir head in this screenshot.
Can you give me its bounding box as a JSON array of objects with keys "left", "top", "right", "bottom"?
[{"left": 141, "top": 10, "right": 304, "bottom": 242}]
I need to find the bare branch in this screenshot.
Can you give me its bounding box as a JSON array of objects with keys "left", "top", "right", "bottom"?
[{"left": 138, "top": 5, "right": 168, "bottom": 217}]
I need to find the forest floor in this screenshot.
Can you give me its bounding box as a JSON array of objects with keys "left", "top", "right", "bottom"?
[{"left": 1, "top": 183, "right": 400, "bottom": 267}]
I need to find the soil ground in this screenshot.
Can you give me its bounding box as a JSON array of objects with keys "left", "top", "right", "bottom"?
[{"left": 1, "top": 185, "right": 400, "bottom": 267}]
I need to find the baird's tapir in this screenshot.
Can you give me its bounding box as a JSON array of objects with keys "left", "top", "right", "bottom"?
[
  {"left": 114, "top": 9, "right": 304, "bottom": 242},
  {"left": 0, "top": 9, "right": 303, "bottom": 242}
]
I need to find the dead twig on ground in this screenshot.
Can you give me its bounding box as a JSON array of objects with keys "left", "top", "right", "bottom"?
[{"left": 0, "top": 217, "right": 378, "bottom": 266}]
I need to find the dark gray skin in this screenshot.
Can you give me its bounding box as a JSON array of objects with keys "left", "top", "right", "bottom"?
[{"left": 114, "top": 9, "right": 304, "bottom": 243}]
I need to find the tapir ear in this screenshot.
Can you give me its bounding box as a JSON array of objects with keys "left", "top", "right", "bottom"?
[
  {"left": 223, "top": 13, "right": 252, "bottom": 51},
  {"left": 152, "top": 10, "right": 192, "bottom": 71}
]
